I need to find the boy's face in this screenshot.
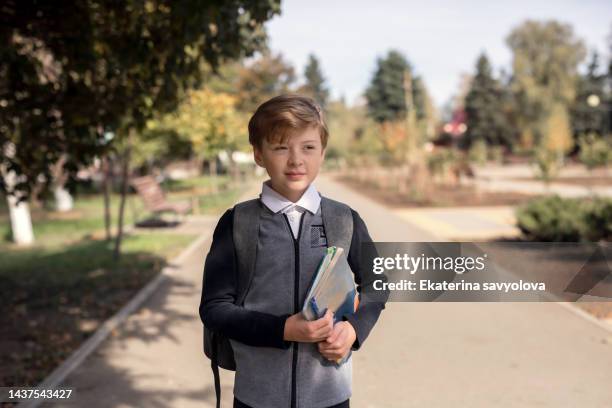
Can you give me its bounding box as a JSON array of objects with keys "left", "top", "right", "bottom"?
[{"left": 254, "top": 126, "right": 325, "bottom": 202}]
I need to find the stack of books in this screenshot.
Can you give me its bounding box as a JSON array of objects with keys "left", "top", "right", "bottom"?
[{"left": 301, "top": 246, "right": 358, "bottom": 323}]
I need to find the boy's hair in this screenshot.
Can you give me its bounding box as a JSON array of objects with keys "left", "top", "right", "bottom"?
[{"left": 248, "top": 94, "right": 329, "bottom": 150}]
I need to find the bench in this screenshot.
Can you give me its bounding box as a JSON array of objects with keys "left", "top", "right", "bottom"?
[{"left": 130, "top": 175, "right": 192, "bottom": 224}]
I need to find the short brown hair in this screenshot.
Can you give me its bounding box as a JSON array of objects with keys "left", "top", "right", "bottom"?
[{"left": 248, "top": 94, "right": 329, "bottom": 150}]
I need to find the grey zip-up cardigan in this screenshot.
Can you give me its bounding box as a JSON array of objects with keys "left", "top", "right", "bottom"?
[{"left": 199, "top": 197, "right": 386, "bottom": 408}]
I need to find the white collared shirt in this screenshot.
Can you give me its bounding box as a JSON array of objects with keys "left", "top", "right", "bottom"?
[{"left": 260, "top": 180, "right": 321, "bottom": 239}]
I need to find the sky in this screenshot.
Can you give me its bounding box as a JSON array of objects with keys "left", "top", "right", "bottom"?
[{"left": 265, "top": 0, "right": 612, "bottom": 108}]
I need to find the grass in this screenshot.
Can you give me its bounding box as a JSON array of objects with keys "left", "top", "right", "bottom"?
[
  {"left": 0, "top": 232, "right": 197, "bottom": 386},
  {"left": 0, "top": 174, "right": 245, "bottom": 247},
  {"left": 0, "top": 174, "right": 252, "bottom": 387},
  {"left": 161, "top": 174, "right": 231, "bottom": 192}
]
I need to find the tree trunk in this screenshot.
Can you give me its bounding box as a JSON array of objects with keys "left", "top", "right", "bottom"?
[
  {"left": 1, "top": 143, "right": 35, "bottom": 245},
  {"left": 103, "top": 155, "right": 112, "bottom": 241},
  {"left": 209, "top": 156, "right": 218, "bottom": 193},
  {"left": 6, "top": 192, "right": 35, "bottom": 245},
  {"left": 50, "top": 154, "right": 74, "bottom": 212},
  {"left": 113, "top": 133, "right": 133, "bottom": 261},
  {"left": 29, "top": 181, "right": 46, "bottom": 210},
  {"left": 53, "top": 186, "right": 74, "bottom": 211}
]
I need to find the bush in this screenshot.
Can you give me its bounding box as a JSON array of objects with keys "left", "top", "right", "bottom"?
[
  {"left": 488, "top": 146, "right": 504, "bottom": 164},
  {"left": 427, "top": 149, "right": 458, "bottom": 179},
  {"left": 516, "top": 195, "right": 612, "bottom": 242},
  {"left": 468, "top": 140, "right": 488, "bottom": 165},
  {"left": 532, "top": 147, "right": 562, "bottom": 184},
  {"left": 578, "top": 133, "right": 611, "bottom": 171},
  {"left": 516, "top": 196, "right": 583, "bottom": 241},
  {"left": 582, "top": 197, "right": 612, "bottom": 241}
]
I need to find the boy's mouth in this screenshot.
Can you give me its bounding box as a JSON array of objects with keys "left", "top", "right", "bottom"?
[{"left": 285, "top": 172, "right": 306, "bottom": 180}]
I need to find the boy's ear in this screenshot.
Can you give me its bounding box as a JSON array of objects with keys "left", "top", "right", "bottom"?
[{"left": 253, "top": 147, "right": 264, "bottom": 167}]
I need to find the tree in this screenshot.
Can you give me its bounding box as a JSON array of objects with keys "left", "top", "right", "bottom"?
[
  {"left": 365, "top": 50, "right": 411, "bottom": 123},
  {"left": 325, "top": 99, "right": 383, "bottom": 164},
  {"left": 463, "top": 53, "right": 515, "bottom": 149},
  {"left": 543, "top": 102, "right": 574, "bottom": 155},
  {"left": 1, "top": 1, "right": 281, "bottom": 249},
  {"left": 578, "top": 133, "right": 611, "bottom": 173},
  {"left": 365, "top": 50, "right": 431, "bottom": 164},
  {"left": 302, "top": 54, "right": 330, "bottom": 109},
  {"left": 1, "top": 1, "right": 279, "bottom": 197},
  {"left": 533, "top": 102, "right": 574, "bottom": 187},
  {"left": 571, "top": 52, "right": 608, "bottom": 138},
  {"left": 146, "top": 87, "right": 247, "bottom": 181},
  {"left": 235, "top": 50, "right": 296, "bottom": 113},
  {"left": 506, "top": 20, "right": 586, "bottom": 147}
]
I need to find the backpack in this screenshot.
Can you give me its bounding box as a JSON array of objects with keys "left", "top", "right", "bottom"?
[{"left": 203, "top": 196, "right": 353, "bottom": 408}]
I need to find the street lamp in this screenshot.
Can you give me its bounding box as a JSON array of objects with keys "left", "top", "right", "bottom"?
[{"left": 587, "top": 94, "right": 600, "bottom": 108}]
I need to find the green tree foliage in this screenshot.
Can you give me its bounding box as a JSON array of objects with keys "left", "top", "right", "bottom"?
[
  {"left": 132, "top": 128, "right": 192, "bottom": 171},
  {"left": 411, "top": 76, "right": 429, "bottom": 122},
  {"left": 365, "top": 50, "right": 412, "bottom": 123},
  {"left": 530, "top": 102, "right": 572, "bottom": 185},
  {"left": 463, "top": 53, "right": 515, "bottom": 148},
  {"left": 234, "top": 50, "right": 296, "bottom": 113},
  {"left": 578, "top": 133, "right": 611, "bottom": 171},
  {"left": 364, "top": 50, "right": 434, "bottom": 164},
  {"left": 571, "top": 52, "right": 608, "bottom": 138},
  {"left": 146, "top": 88, "right": 247, "bottom": 164},
  {"left": 533, "top": 146, "right": 561, "bottom": 185},
  {"left": 506, "top": 20, "right": 586, "bottom": 146},
  {"left": 543, "top": 102, "right": 574, "bottom": 155},
  {"left": 0, "top": 0, "right": 281, "bottom": 198},
  {"left": 301, "top": 54, "right": 330, "bottom": 109},
  {"left": 326, "top": 100, "right": 382, "bottom": 161}
]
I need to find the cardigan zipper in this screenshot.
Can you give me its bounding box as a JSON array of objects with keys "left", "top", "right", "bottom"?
[{"left": 283, "top": 213, "right": 304, "bottom": 408}]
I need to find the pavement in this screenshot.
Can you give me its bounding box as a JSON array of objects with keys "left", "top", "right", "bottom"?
[
  {"left": 472, "top": 163, "right": 612, "bottom": 198},
  {"left": 44, "top": 172, "right": 612, "bottom": 408},
  {"left": 392, "top": 206, "right": 519, "bottom": 241}
]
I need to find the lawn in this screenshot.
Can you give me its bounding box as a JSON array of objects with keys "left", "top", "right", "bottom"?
[
  {"left": 0, "top": 174, "right": 241, "bottom": 246},
  {"left": 0, "top": 175, "right": 250, "bottom": 387}
]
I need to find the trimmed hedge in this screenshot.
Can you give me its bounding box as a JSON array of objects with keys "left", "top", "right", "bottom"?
[{"left": 516, "top": 195, "right": 612, "bottom": 242}]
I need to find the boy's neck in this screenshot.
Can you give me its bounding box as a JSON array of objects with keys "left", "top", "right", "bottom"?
[{"left": 267, "top": 180, "right": 308, "bottom": 203}]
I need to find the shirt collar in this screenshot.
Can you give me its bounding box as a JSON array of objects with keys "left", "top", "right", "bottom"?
[{"left": 260, "top": 179, "right": 321, "bottom": 215}]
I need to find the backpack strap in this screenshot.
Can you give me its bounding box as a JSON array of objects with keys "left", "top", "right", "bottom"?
[
  {"left": 211, "top": 333, "right": 221, "bottom": 408},
  {"left": 320, "top": 196, "right": 353, "bottom": 250},
  {"left": 233, "top": 199, "right": 261, "bottom": 306},
  {"left": 210, "top": 199, "right": 261, "bottom": 408}
]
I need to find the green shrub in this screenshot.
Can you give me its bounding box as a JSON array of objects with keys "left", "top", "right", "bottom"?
[
  {"left": 516, "top": 196, "right": 612, "bottom": 242},
  {"left": 427, "top": 149, "right": 458, "bottom": 178},
  {"left": 578, "top": 133, "right": 611, "bottom": 171},
  {"left": 582, "top": 197, "right": 612, "bottom": 241},
  {"left": 532, "top": 147, "right": 561, "bottom": 184},
  {"left": 488, "top": 145, "right": 504, "bottom": 164},
  {"left": 468, "top": 140, "right": 488, "bottom": 165}
]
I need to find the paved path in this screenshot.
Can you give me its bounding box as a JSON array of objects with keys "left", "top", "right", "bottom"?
[
  {"left": 318, "top": 174, "right": 612, "bottom": 408},
  {"left": 392, "top": 206, "right": 519, "bottom": 241},
  {"left": 474, "top": 177, "right": 612, "bottom": 198},
  {"left": 472, "top": 163, "right": 612, "bottom": 198},
  {"left": 47, "top": 173, "right": 612, "bottom": 408}
]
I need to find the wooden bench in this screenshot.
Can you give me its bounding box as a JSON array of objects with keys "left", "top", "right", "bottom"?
[{"left": 130, "top": 175, "right": 192, "bottom": 223}]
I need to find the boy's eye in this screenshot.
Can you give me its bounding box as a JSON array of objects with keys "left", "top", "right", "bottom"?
[
  {"left": 304, "top": 145, "right": 316, "bottom": 150},
  {"left": 273, "top": 146, "right": 288, "bottom": 151}
]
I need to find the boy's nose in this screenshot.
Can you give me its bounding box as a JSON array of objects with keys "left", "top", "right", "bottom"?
[{"left": 287, "top": 150, "right": 304, "bottom": 165}]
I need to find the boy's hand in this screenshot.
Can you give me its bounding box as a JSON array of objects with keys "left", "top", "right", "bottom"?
[
  {"left": 318, "top": 321, "right": 356, "bottom": 362},
  {"left": 283, "top": 310, "right": 334, "bottom": 343}
]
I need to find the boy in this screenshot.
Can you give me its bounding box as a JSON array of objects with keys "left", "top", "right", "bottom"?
[{"left": 199, "top": 94, "right": 386, "bottom": 408}]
